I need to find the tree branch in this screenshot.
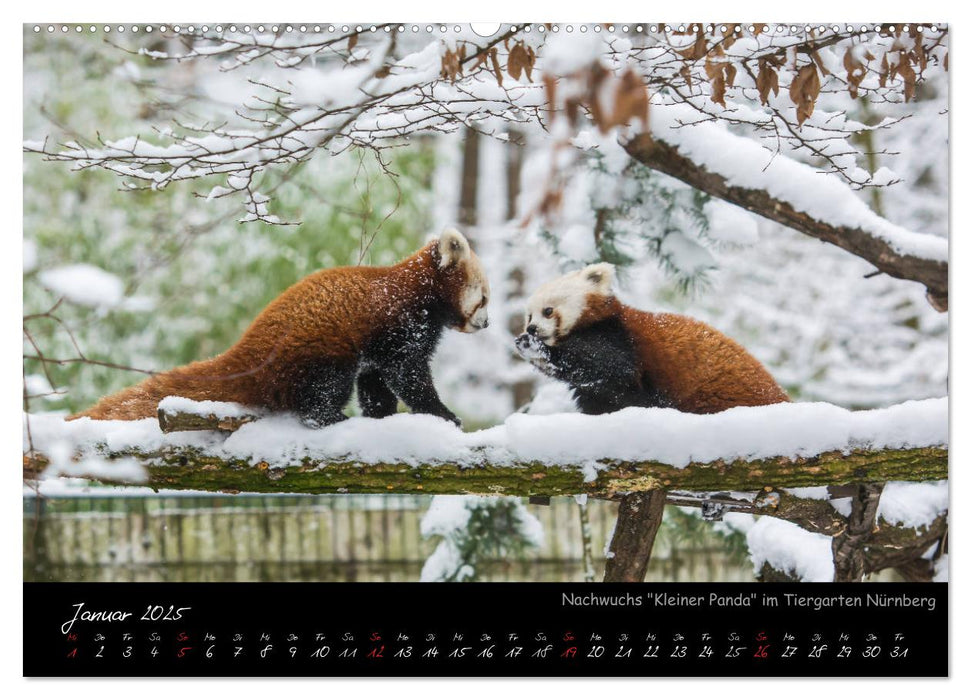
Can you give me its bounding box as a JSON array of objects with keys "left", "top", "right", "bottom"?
[
  {"left": 22, "top": 444, "right": 947, "bottom": 497},
  {"left": 623, "top": 133, "right": 948, "bottom": 310}
]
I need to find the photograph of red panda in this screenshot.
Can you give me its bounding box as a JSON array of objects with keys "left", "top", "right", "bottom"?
[{"left": 24, "top": 22, "right": 947, "bottom": 590}]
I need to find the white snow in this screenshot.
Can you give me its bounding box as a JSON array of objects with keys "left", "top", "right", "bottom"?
[
  {"left": 420, "top": 495, "right": 474, "bottom": 537},
  {"left": 36, "top": 440, "right": 147, "bottom": 484},
  {"left": 499, "top": 398, "right": 946, "bottom": 469},
  {"left": 657, "top": 231, "right": 716, "bottom": 275},
  {"left": 786, "top": 486, "right": 852, "bottom": 516},
  {"left": 542, "top": 31, "right": 605, "bottom": 75},
  {"left": 704, "top": 200, "right": 760, "bottom": 245},
  {"left": 786, "top": 486, "right": 830, "bottom": 500},
  {"left": 746, "top": 516, "right": 835, "bottom": 582},
  {"left": 522, "top": 383, "right": 579, "bottom": 416},
  {"left": 38, "top": 263, "right": 125, "bottom": 309},
  {"left": 420, "top": 540, "right": 474, "bottom": 582},
  {"left": 157, "top": 396, "right": 260, "bottom": 419},
  {"left": 829, "top": 498, "right": 853, "bottom": 517},
  {"left": 713, "top": 511, "right": 756, "bottom": 536},
  {"left": 877, "top": 480, "right": 948, "bottom": 529},
  {"left": 787, "top": 481, "right": 948, "bottom": 527},
  {"left": 418, "top": 495, "right": 543, "bottom": 582},
  {"left": 24, "top": 397, "right": 946, "bottom": 478}
]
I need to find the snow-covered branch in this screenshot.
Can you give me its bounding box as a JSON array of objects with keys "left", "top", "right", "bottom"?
[
  {"left": 25, "top": 24, "right": 947, "bottom": 223},
  {"left": 24, "top": 28, "right": 545, "bottom": 225},
  {"left": 623, "top": 119, "right": 949, "bottom": 309},
  {"left": 23, "top": 397, "right": 947, "bottom": 495}
]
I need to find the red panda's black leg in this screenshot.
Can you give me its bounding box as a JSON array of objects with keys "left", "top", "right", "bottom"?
[
  {"left": 357, "top": 370, "right": 399, "bottom": 418},
  {"left": 293, "top": 361, "right": 356, "bottom": 428},
  {"left": 382, "top": 359, "right": 461, "bottom": 427}
]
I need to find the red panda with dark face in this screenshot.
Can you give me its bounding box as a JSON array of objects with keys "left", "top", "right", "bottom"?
[
  {"left": 71, "top": 228, "right": 490, "bottom": 427},
  {"left": 515, "top": 263, "right": 788, "bottom": 414}
]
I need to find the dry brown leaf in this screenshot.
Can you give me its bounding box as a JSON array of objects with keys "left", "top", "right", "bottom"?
[
  {"left": 612, "top": 68, "right": 650, "bottom": 129},
  {"left": 678, "top": 30, "right": 708, "bottom": 61},
  {"left": 914, "top": 42, "right": 928, "bottom": 73},
  {"left": 490, "top": 48, "right": 503, "bottom": 87},
  {"left": 888, "top": 51, "right": 901, "bottom": 82},
  {"left": 564, "top": 96, "right": 580, "bottom": 126},
  {"left": 543, "top": 74, "right": 557, "bottom": 112},
  {"left": 810, "top": 50, "right": 831, "bottom": 76},
  {"left": 680, "top": 64, "right": 693, "bottom": 89},
  {"left": 756, "top": 59, "right": 779, "bottom": 105},
  {"left": 440, "top": 48, "right": 461, "bottom": 83},
  {"left": 704, "top": 54, "right": 726, "bottom": 106},
  {"left": 508, "top": 42, "right": 528, "bottom": 81},
  {"left": 348, "top": 33, "right": 358, "bottom": 52},
  {"left": 789, "top": 64, "right": 820, "bottom": 126},
  {"left": 587, "top": 66, "right": 610, "bottom": 132},
  {"left": 724, "top": 63, "right": 737, "bottom": 88},
  {"left": 843, "top": 47, "right": 865, "bottom": 99},
  {"left": 897, "top": 56, "right": 917, "bottom": 102},
  {"left": 710, "top": 74, "right": 726, "bottom": 106},
  {"left": 879, "top": 53, "right": 890, "bottom": 88}
]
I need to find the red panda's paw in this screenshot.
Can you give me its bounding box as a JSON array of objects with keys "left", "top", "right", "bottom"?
[
  {"left": 515, "top": 333, "right": 554, "bottom": 375},
  {"left": 515, "top": 332, "right": 549, "bottom": 361}
]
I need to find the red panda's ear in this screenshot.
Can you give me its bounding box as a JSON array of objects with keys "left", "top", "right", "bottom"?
[
  {"left": 437, "top": 227, "right": 471, "bottom": 269},
  {"left": 583, "top": 262, "right": 615, "bottom": 292}
]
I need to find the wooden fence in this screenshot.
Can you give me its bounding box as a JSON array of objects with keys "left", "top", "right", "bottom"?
[{"left": 23, "top": 494, "right": 756, "bottom": 583}]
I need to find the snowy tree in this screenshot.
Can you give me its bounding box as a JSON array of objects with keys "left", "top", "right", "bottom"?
[
  {"left": 419, "top": 496, "right": 543, "bottom": 582},
  {"left": 25, "top": 23, "right": 947, "bottom": 306}
]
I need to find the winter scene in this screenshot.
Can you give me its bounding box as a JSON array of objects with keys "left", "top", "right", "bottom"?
[{"left": 23, "top": 23, "right": 948, "bottom": 585}]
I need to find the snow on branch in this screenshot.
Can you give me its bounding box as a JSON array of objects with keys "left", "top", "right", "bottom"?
[
  {"left": 623, "top": 113, "right": 949, "bottom": 309},
  {"left": 22, "top": 398, "right": 947, "bottom": 496},
  {"left": 24, "top": 28, "right": 546, "bottom": 225}
]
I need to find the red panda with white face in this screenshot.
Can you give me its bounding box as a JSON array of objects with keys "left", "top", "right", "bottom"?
[
  {"left": 72, "top": 228, "right": 490, "bottom": 427},
  {"left": 515, "top": 263, "right": 789, "bottom": 415}
]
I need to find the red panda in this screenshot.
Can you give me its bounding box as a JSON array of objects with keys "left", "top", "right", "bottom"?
[
  {"left": 515, "top": 263, "right": 789, "bottom": 414},
  {"left": 71, "top": 228, "right": 490, "bottom": 427}
]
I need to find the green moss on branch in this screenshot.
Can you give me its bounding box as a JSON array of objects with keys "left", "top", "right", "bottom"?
[{"left": 23, "top": 445, "right": 948, "bottom": 497}]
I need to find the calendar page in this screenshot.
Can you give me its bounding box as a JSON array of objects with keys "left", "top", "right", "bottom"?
[{"left": 22, "top": 21, "right": 949, "bottom": 678}]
